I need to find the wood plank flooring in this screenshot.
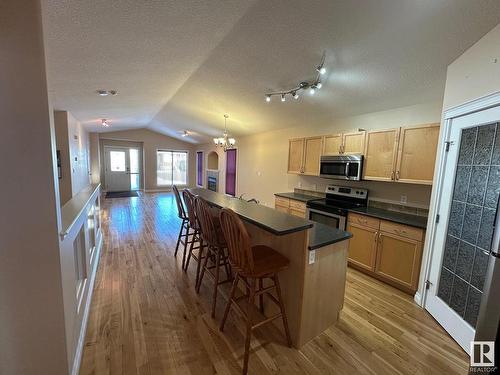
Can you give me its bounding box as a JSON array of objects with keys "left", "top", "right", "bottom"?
[{"left": 80, "top": 192, "right": 469, "bottom": 374}]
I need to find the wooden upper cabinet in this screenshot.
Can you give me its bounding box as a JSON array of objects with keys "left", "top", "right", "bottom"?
[
  {"left": 363, "top": 128, "right": 400, "bottom": 182},
  {"left": 288, "top": 138, "right": 305, "bottom": 174},
  {"left": 303, "top": 137, "right": 323, "bottom": 175},
  {"left": 322, "top": 134, "right": 343, "bottom": 155},
  {"left": 395, "top": 123, "right": 440, "bottom": 185},
  {"left": 342, "top": 131, "right": 366, "bottom": 154}
]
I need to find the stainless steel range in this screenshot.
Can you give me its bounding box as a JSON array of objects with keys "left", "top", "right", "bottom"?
[{"left": 306, "top": 185, "right": 368, "bottom": 230}]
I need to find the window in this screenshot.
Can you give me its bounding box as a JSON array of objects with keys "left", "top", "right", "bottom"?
[
  {"left": 157, "top": 150, "right": 188, "bottom": 186},
  {"left": 196, "top": 151, "right": 203, "bottom": 187},
  {"left": 129, "top": 148, "right": 140, "bottom": 190},
  {"left": 225, "top": 149, "right": 237, "bottom": 196},
  {"left": 110, "top": 150, "right": 126, "bottom": 172}
]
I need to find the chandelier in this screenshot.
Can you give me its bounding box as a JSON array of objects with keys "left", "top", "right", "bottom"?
[
  {"left": 213, "top": 114, "right": 236, "bottom": 152},
  {"left": 265, "top": 52, "right": 326, "bottom": 102}
]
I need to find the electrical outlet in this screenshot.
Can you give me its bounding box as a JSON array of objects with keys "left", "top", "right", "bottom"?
[
  {"left": 256, "top": 171, "right": 262, "bottom": 177},
  {"left": 400, "top": 195, "right": 408, "bottom": 204},
  {"left": 308, "top": 250, "right": 316, "bottom": 265}
]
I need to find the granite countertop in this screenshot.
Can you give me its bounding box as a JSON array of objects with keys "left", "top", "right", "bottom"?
[
  {"left": 189, "top": 188, "right": 313, "bottom": 235},
  {"left": 349, "top": 206, "right": 428, "bottom": 229},
  {"left": 274, "top": 192, "right": 321, "bottom": 202},
  {"left": 308, "top": 222, "right": 352, "bottom": 250}
]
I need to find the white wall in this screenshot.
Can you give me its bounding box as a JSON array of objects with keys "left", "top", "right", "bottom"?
[
  {"left": 67, "top": 112, "right": 90, "bottom": 196},
  {"left": 443, "top": 23, "right": 500, "bottom": 110},
  {"left": 0, "top": 0, "right": 69, "bottom": 373}
]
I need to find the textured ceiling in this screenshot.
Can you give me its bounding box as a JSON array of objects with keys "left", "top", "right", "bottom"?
[{"left": 42, "top": 0, "right": 500, "bottom": 143}]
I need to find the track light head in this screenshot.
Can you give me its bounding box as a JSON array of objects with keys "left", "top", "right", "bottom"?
[
  {"left": 309, "top": 86, "right": 316, "bottom": 95},
  {"left": 281, "top": 94, "right": 286, "bottom": 102},
  {"left": 265, "top": 95, "right": 271, "bottom": 102},
  {"left": 316, "top": 82, "right": 323, "bottom": 89},
  {"left": 292, "top": 91, "right": 299, "bottom": 100},
  {"left": 317, "top": 66, "right": 326, "bottom": 75}
]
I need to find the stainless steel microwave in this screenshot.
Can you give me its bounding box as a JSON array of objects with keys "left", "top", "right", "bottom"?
[{"left": 319, "top": 154, "right": 363, "bottom": 180}]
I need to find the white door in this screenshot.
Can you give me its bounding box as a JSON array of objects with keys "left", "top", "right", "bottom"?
[
  {"left": 425, "top": 105, "right": 500, "bottom": 354},
  {"left": 104, "top": 147, "right": 130, "bottom": 192}
]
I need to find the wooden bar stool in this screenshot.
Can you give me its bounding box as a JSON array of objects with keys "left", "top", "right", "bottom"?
[
  {"left": 218, "top": 208, "right": 292, "bottom": 375},
  {"left": 182, "top": 189, "right": 204, "bottom": 286},
  {"left": 194, "top": 197, "right": 232, "bottom": 318},
  {"left": 172, "top": 185, "right": 189, "bottom": 263}
]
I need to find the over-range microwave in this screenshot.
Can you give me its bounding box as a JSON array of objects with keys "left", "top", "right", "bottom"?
[{"left": 319, "top": 154, "right": 363, "bottom": 181}]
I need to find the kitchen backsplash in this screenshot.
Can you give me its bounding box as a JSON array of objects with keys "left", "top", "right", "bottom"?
[{"left": 294, "top": 187, "right": 429, "bottom": 217}]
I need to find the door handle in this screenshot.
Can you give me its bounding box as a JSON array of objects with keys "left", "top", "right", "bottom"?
[{"left": 395, "top": 171, "right": 400, "bottom": 180}]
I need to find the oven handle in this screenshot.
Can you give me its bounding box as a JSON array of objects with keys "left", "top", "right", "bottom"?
[{"left": 345, "top": 162, "right": 350, "bottom": 178}]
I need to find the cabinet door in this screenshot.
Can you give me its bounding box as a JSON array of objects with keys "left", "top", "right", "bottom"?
[
  {"left": 288, "top": 138, "right": 305, "bottom": 174},
  {"left": 363, "top": 128, "right": 400, "bottom": 181},
  {"left": 289, "top": 208, "right": 306, "bottom": 218},
  {"left": 275, "top": 205, "right": 289, "bottom": 214},
  {"left": 322, "top": 134, "right": 343, "bottom": 155},
  {"left": 346, "top": 223, "right": 378, "bottom": 271},
  {"left": 343, "top": 131, "right": 366, "bottom": 154},
  {"left": 395, "top": 123, "right": 440, "bottom": 185},
  {"left": 375, "top": 232, "right": 423, "bottom": 291},
  {"left": 303, "top": 136, "right": 323, "bottom": 175}
]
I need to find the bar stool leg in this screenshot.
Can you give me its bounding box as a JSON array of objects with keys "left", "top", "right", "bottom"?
[
  {"left": 174, "top": 219, "right": 186, "bottom": 257},
  {"left": 196, "top": 246, "right": 211, "bottom": 293},
  {"left": 258, "top": 278, "right": 264, "bottom": 314},
  {"left": 220, "top": 272, "right": 239, "bottom": 332},
  {"left": 181, "top": 224, "right": 191, "bottom": 269},
  {"left": 243, "top": 278, "right": 256, "bottom": 375},
  {"left": 183, "top": 228, "right": 198, "bottom": 272},
  {"left": 273, "top": 274, "right": 292, "bottom": 347},
  {"left": 194, "top": 240, "right": 205, "bottom": 288},
  {"left": 211, "top": 249, "right": 221, "bottom": 318}
]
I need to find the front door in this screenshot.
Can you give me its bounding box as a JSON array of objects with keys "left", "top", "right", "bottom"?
[
  {"left": 425, "top": 105, "right": 500, "bottom": 353},
  {"left": 104, "top": 147, "right": 130, "bottom": 192}
]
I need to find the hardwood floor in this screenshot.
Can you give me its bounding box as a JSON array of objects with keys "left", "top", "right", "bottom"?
[{"left": 80, "top": 192, "right": 469, "bottom": 375}]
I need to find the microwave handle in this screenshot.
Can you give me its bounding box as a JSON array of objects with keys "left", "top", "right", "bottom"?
[{"left": 345, "top": 162, "right": 350, "bottom": 178}]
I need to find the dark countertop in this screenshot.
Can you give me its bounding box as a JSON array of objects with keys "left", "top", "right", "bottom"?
[
  {"left": 274, "top": 192, "right": 321, "bottom": 202},
  {"left": 308, "top": 222, "right": 352, "bottom": 250},
  {"left": 189, "top": 188, "right": 313, "bottom": 236},
  {"left": 348, "top": 207, "right": 428, "bottom": 229}
]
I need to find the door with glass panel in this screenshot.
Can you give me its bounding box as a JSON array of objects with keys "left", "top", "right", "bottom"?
[
  {"left": 104, "top": 147, "right": 130, "bottom": 192},
  {"left": 425, "top": 105, "right": 500, "bottom": 353}
]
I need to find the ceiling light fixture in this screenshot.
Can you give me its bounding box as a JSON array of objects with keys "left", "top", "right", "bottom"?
[
  {"left": 213, "top": 114, "right": 236, "bottom": 152},
  {"left": 264, "top": 51, "right": 326, "bottom": 103},
  {"left": 181, "top": 130, "right": 189, "bottom": 137},
  {"left": 101, "top": 119, "right": 110, "bottom": 127},
  {"left": 96, "top": 89, "right": 118, "bottom": 97}
]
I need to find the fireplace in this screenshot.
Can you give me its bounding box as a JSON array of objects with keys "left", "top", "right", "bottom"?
[{"left": 206, "top": 170, "right": 219, "bottom": 192}]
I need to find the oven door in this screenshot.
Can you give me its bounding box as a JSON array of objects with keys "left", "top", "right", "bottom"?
[{"left": 307, "top": 208, "right": 346, "bottom": 231}]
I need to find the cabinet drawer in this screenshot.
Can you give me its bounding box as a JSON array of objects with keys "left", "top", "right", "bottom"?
[
  {"left": 380, "top": 220, "right": 423, "bottom": 241},
  {"left": 289, "top": 199, "right": 306, "bottom": 211},
  {"left": 275, "top": 196, "right": 290, "bottom": 208},
  {"left": 290, "top": 208, "right": 306, "bottom": 218},
  {"left": 348, "top": 213, "right": 380, "bottom": 230}
]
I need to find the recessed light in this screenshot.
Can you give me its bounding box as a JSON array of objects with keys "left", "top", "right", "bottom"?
[
  {"left": 101, "top": 119, "right": 110, "bottom": 127},
  {"left": 181, "top": 131, "right": 189, "bottom": 137},
  {"left": 96, "top": 89, "right": 117, "bottom": 96}
]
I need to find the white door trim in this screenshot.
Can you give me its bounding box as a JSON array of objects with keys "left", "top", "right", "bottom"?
[{"left": 418, "top": 90, "right": 500, "bottom": 353}]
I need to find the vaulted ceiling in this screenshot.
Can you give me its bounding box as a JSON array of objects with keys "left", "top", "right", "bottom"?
[{"left": 42, "top": 0, "right": 500, "bottom": 143}]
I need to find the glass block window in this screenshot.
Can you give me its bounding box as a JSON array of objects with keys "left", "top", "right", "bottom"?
[{"left": 437, "top": 122, "right": 500, "bottom": 327}]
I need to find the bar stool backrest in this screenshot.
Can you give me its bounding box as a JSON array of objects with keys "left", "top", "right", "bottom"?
[
  {"left": 219, "top": 208, "right": 254, "bottom": 274},
  {"left": 195, "top": 197, "right": 220, "bottom": 247},
  {"left": 182, "top": 190, "right": 198, "bottom": 229},
  {"left": 173, "top": 185, "right": 187, "bottom": 220}
]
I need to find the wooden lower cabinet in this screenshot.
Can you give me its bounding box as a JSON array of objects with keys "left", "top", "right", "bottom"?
[
  {"left": 347, "top": 213, "right": 424, "bottom": 293},
  {"left": 375, "top": 232, "right": 423, "bottom": 291},
  {"left": 346, "top": 223, "right": 377, "bottom": 271},
  {"left": 274, "top": 196, "right": 307, "bottom": 218}
]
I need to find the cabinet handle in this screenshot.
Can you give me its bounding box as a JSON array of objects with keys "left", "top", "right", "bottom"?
[
  {"left": 374, "top": 231, "right": 379, "bottom": 243},
  {"left": 396, "top": 171, "right": 400, "bottom": 180},
  {"left": 391, "top": 171, "right": 394, "bottom": 180}
]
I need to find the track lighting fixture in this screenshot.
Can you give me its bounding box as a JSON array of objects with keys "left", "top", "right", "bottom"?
[{"left": 264, "top": 51, "right": 326, "bottom": 103}]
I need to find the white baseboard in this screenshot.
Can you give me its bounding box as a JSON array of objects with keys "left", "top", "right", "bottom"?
[
  {"left": 71, "top": 232, "right": 103, "bottom": 375},
  {"left": 414, "top": 291, "right": 422, "bottom": 306}
]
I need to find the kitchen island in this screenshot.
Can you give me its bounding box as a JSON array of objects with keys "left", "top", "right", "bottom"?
[{"left": 188, "top": 188, "right": 352, "bottom": 348}]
